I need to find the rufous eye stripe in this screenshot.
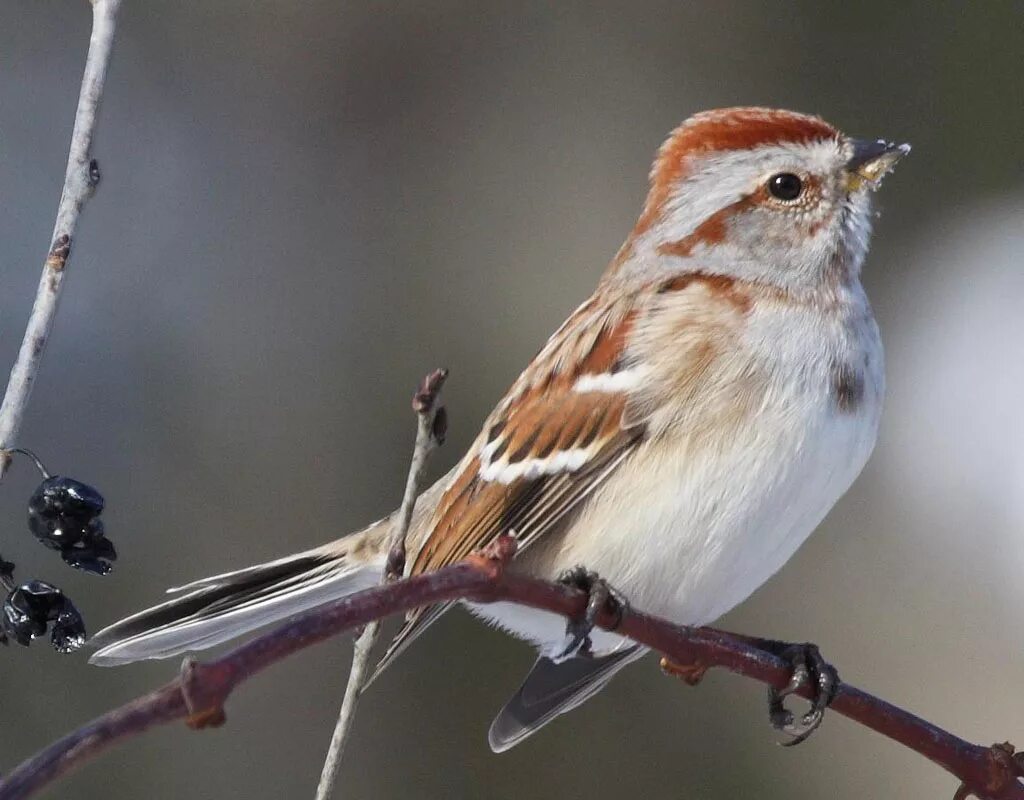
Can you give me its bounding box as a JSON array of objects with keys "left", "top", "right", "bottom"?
[
  {"left": 632, "top": 107, "right": 837, "bottom": 238},
  {"left": 657, "top": 194, "right": 755, "bottom": 258}
]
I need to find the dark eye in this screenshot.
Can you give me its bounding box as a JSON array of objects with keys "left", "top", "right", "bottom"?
[{"left": 767, "top": 173, "right": 803, "bottom": 201}]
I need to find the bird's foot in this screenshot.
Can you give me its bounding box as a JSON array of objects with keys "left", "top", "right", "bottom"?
[
  {"left": 555, "top": 566, "right": 627, "bottom": 660},
  {"left": 762, "top": 641, "right": 839, "bottom": 746}
]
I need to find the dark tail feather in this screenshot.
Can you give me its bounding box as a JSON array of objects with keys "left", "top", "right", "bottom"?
[
  {"left": 488, "top": 645, "right": 645, "bottom": 752},
  {"left": 89, "top": 546, "right": 380, "bottom": 665}
]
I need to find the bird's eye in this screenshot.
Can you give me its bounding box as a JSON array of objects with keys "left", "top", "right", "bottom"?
[{"left": 767, "top": 173, "right": 803, "bottom": 201}]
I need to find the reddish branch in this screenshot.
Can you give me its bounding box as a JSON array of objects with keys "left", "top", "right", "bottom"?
[{"left": 0, "top": 538, "right": 1020, "bottom": 800}]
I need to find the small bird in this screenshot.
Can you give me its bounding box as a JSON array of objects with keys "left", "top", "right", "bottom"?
[{"left": 91, "top": 107, "right": 909, "bottom": 751}]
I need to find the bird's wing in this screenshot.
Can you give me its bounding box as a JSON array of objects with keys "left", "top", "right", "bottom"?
[
  {"left": 370, "top": 271, "right": 753, "bottom": 681},
  {"left": 370, "top": 287, "right": 648, "bottom": 678}
]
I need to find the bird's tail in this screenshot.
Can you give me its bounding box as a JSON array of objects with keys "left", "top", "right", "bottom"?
[{"left": 89, "top": 522, "right": 388, "bottom": 666}]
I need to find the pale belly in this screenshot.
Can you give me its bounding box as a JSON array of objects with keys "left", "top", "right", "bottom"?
[{"left": 466, "top": 374, "right": 881, "bottom": 658}]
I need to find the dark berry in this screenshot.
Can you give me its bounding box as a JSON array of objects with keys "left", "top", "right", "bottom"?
[
  {"left": 2, "top": 580, "right": 86, "bottom": 652},
  {"left": 27, "top": 476, "right": 115, "bottom": 575}
]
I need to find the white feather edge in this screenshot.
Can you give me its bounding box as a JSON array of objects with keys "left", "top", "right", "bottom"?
[
  {"left": 477, "top": 369, "right": 643, "bottom": 485},
  {"left": 479, "top": 448, "right": 596, "bottom": 484},
  {"left": 89, "top": 558, "right": 382, "bottom": 666}
]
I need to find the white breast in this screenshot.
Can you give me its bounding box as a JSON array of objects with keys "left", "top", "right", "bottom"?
[{"left": 468, "top": 287, "right": 883, "bottom": 658}]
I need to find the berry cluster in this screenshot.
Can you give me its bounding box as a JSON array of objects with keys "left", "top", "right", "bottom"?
[{"left": 1, "top": 449, "right": 113, "bottom": 653}]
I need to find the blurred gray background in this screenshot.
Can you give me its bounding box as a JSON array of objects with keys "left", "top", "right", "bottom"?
[{"left": 1, "top": 1, "right": 1022, "bottom": 798}]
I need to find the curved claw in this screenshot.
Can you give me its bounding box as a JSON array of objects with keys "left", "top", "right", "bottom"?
[
  {"left": 766, "top": 643, "right": 838, "bottom": 746},
  {"left": 555, "top": 567, "right": 627, "bottom": 660}
]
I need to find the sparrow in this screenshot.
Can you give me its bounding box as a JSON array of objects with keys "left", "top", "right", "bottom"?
[{"left": 91, "top": 107, "right": 909, "bottom": 752}]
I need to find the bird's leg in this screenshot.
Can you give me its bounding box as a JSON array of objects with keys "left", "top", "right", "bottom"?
[
  {"left": 767, "top": 642, "right": 838, "bottom": 745},
  {"left": 751, "top": 637, "right": 839, "bottom": 746},
  {"left": 555, "top": 566, "right": 627, "bottom": 660},
  {"left": 695, "top": 628, "right": 838, "bottom": 745}
]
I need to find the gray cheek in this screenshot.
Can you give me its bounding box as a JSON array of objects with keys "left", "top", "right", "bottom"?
[
  {"left": 732, "top": 211, "right": 806, "bottom": 256},
  {"left": 755, "top": 205, "right": 832, "bottom": 249}
]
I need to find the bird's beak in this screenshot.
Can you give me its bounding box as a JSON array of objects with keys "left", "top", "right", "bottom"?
[{"left": 845, "top": 139, "right": 911, "bottom": 191}]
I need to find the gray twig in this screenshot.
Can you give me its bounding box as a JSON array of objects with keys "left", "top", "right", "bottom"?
[
  {"left": 0, "top": 0, "right": 123, "bottom": 475},
  {"left": 313, "top": 368, "right": 448, "bottom": 800}
]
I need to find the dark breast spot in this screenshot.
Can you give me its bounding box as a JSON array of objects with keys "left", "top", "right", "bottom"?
[{"left": 833, "top": 363, "right": 865, "bottom": 414}]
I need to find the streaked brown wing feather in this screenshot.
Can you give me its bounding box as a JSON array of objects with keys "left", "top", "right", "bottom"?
[
  {"left": 367, "top": 434, "right": 637, "bottom": 681},
  {"left": 415, "top": 292, "right": 640, "bottom": 575},
  {"left": 415, "top": 394, "right": 634, "bottom": 572},
  {"left": 371, "top": 291, "right": 645, "bottom": 676}
]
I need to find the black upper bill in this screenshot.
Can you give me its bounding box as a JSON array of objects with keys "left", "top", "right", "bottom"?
[
  {"left": 847, "top": 139, "right": 911, "bottom": 172},
  {"left": 845, "top": 138, "right": 911, "bottom": 188}
]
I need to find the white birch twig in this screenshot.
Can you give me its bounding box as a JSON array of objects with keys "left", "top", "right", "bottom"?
[
  {"left": 314, "top": 368, "right": 448, "bottom": 800},
  {"left": 0, "top": 0, "right": 123, "bottom": 475}
]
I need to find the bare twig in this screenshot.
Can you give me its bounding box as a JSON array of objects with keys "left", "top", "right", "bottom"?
[
  {"left": 0, "top": 540, "right": 1021, "bottom": 800},
  {"left": 386, "top": 368, "right": 449, "bottom": 580},
  {"left": 313, "top": 368, "right": 448, "bottom": 800},
  {"left": 0, "top": 0, "right": 123, "bottom": 477}
]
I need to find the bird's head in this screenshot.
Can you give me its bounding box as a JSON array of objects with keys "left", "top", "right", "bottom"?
[{"left": 610, "top": 107, "right": 910, "bottom": 293}]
